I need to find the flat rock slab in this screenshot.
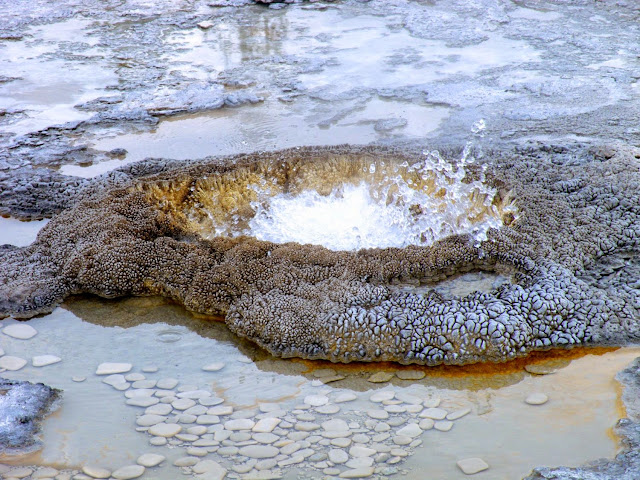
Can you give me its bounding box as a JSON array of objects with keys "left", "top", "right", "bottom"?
[
  {"left": 0, "top": 356, "right": 27, "bottom": 371},
  {"left": 457, "top": 457, "right": 489, "bottom": 475},
  {"left": 96, "top": 363, "right": 132, "bottom": 375},
  {"left": 137, "top": 453, "right": 165, "bottom": 467},
  {"left": 112, "top": 465, "right": 145, "bottom": 479},
  {"left": 420, "top": 407, "right": 448, "bottom": 420},
  {"left": 2, "top": 323, "right": 37, "bottom": 339},
  {"left": 32, "top": 355, "right": 61, "bottom": 367}
]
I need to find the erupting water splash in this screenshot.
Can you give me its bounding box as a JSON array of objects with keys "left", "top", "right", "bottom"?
[{"left": 229, "top": 120, "right": 510, "bottom": 251}]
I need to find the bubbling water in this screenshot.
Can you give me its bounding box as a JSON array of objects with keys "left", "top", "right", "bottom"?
[
  {"left": 174, "top": 135, "right": 514, "bottom": 251},
  {"left": 243, "top": 154, "right": 507, "bottom": 251}
]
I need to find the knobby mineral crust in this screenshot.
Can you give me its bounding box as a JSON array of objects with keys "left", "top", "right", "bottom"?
[
  {"left": 0, "top": 378, "right": 61, "bottom": 455},
  {"left": 1, "top": 144, "right": 639, "bottom": 365}
]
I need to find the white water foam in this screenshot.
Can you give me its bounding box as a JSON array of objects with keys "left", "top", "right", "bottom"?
[{"left": 245, "top": 141, "right": 507, "bottom": 251}]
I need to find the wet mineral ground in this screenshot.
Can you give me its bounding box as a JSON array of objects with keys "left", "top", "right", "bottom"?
[{"left": 1, "top": 0, "right": 640, "bottom": 479}]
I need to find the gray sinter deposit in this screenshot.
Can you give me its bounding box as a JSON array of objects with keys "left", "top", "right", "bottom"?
[
  {"left": 1, "top": 144, "right": 640, "bottom": 367},
  {"left": 0, "top": 379, "right": 61, "bottom": 456}
]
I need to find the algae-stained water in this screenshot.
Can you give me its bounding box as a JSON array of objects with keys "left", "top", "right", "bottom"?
[{"left": 1, "top": 297, "right": 639, "bottom": 480}]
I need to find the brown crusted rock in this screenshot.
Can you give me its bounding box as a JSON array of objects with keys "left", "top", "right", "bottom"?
[{"left": 1, "top": 144, "right": 640, "bottom": 365}]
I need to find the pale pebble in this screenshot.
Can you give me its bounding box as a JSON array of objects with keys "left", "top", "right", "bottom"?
[
  {"left": 142, "top": 365, "right": 158, "bottom": 373},
  {"left": 136, "top": 414, "right": 166, "bottom": 427},
  {"left": 419, "top": 407, "right": 447, "bottom": 420},
  {"left": 125, "top": 388, "right": 154, "bottom": 398},
  {"left": 239, "top": 445, "right": 279, "bottom": 459},
  {"left": 188, "top": 425, "right": 208, "bottom": 435},
  {"left": 173, "top": 398, "right": 196, "bottom": 410},
  {"left": 225, "top": 418, "right": 254, "bottom": 430},
  {"left": 173, "top": 456, "right": 199, "bottom": 467},
  {"left": 367, "top": 409, "right": 389, "bottom": 420},
  {"left": 184, "top": 405, "right": 208, "bottom": 416},
  {"left": 111, "top": 465, "right": 145, "bottom": 479},
  {"left": 328, "top": 448, "right": 349, "bottom": 464},
  {"left": 125, "top": 373, "right": 145, "bottom": 382},
  {"left": 95, "top": 363, "right": 132, "bottom": 375},
  {"left": 457, "top": 457, "right": 490, "bottom": 475},
  {"left": 322, "top": 418, "right": 349, "bottom": 432},
  {"left": 369, "top": 391, "right": 395, "bottom": 403},
  {"left": 72, "top": 376, "right": 86, "bottom": 382},
  {"left": 2, "top": 323, "right": 37, "bottom": 339},
  {"left": 419, "top": 418, "right": 435, "bottom": 430},
  {"left": 316, "top": 404, "right": 340, "bottom": 414},
  {"left": 192, "top": 459, "right": 227, "bottom": 478},
  {"left": 339, "top": 467, "right": 375, "bottom": 478},
  {"left": 352, "top": 434, "right": 369, "bottom": 444},
  {"left": 145, "top": 404, "right": 172, "bottom": 415},
  {"left": 32, "top": 355, "right": 61, "bottom": 367},
  {"left": 200, "top": 396, "right": 224, "bottom": 406},
  {"left": 346, "top": 457, "right": 374, "bottom": 468},
  {"left": 177, "top": 413, "right": 198, "bottom": 424},
  {"left": 148, "top": 423, "right": 181, "bottom": 437},
  {"left": 525, "top": 393, "right": 549, "bottom": 405},
  {"left": 334, "top": 392, "right": 357, "bottom": 403},
  {"left": 447, "top": 408, "right": 471, "bottom": 420},
  {"left": 0, "top": 356, "right": 26, "bottom": 371},
  {"left": 156, "top": 378, "right": 178, "bottom": 389},
  {"left": 150, "top": 436, "right": 167, "bottom": 446},
  {"left": 397, "top": 423, "right": 422, "bottom": 438},
  {"left": 434, "top": 420, "right": 454, "bottom": 432},
  {"left": 136, "top": 453, "right": 165, "bottom": 467},
  {"left": 367, "top": 372, "right": 394, "bottom": 383},
  {"left": 331, "top": 437, "right": 352, "bottom": 447},
  {"left": 202, "top": 362, "right": 225, "bottom": 372},
  {"left": 208, "top": 405, "right": 233, "bottom": 415},
  {"left": 423, "top": 397, "right": 441, "bottom": 408},
  {"left": 304, "top": 395, "right": 328, "bottom": 407},
  {"left": 126, "top": 397, "right": 158, "bottom": 407},
  {"left": 253, "top": 417, "right": 281, "bottom": 433},
  {"left": 392, "top": 435, "right": 412, "bottom": 445},
  {"left": 132, "top": 380, "right": 156, "bottom": 389},
  {"left": 349, "top": 445, "right": 375, "bottom": 457},
  {"left": 186, "top": 447, "right": 208, "bottom": 457},
  {"left": 253, "top": 432, "right": 279, "bottom": 444},
  {"left": 33, "top": 467, "right": 59, "bottom": 479}
]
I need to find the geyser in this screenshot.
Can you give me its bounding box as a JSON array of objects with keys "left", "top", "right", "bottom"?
[
  {"left": 1, "top": 144, "right": 639, "bottom": 365},
  {"left": 152, "top": 150, "right": 511, "bottom": 251}
]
